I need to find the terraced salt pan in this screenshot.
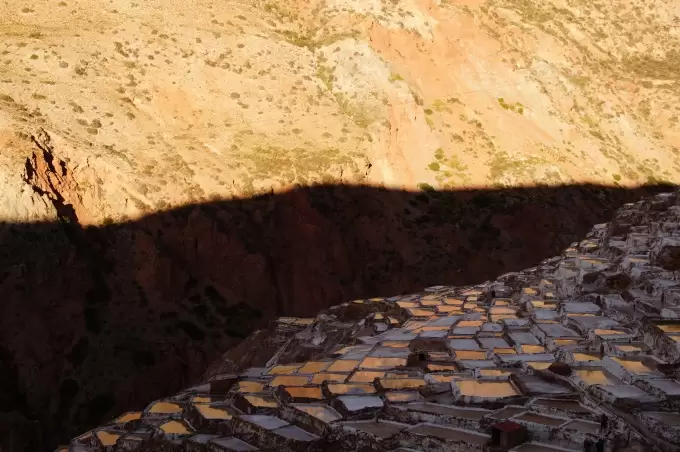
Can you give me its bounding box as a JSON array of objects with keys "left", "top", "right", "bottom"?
[
  {"left": 407, "top": 423, "right": 490, "bottom": 445},
  {"left": 273, "top": 425, "right": 319, "bottom": 441},
  {"left": 341, "top": 419, "right": 409, "bottom": 439},
  {"left": 453, "top": 380, "right": 520, "bottom": 398},
  {"left": 336, "top": 395, "right": 384, "bottom": 411},
  {"left": 208, "top": 437, "right": 258, "bottom": 451},
  {"left": 240, "top": 415, "right": 288, "bottom": 430},
  {"left": 291, "top": 404, "right": 343, "bottom": 423},
  {"left": 572, "top": 368, "right": 622, "bottom": 386},
  {"left": 511, "top": 442, "right": 579, "bottom": 452},
  {"left": 60, "top": 192, "right": 680, "bottom": 451}
]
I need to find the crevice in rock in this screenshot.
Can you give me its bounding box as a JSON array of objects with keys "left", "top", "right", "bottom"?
[{"left": 22, "top": 129, "right": 80, "bottom": 225}]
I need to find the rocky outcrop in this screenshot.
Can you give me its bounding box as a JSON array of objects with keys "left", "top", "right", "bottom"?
[
  {"left": 22, "top": 129, "right": 88, "bottom": 224},
  {"left": 0, "top": 412, "right": 42, "bottom": 452},
  {"left": 0, "top": 344, "right": 42, "bottom": 452}
]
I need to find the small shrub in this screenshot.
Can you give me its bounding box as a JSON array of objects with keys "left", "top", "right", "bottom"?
[
  {"left": 590, "top": 130, "right": 604, "bottom": 140},
  {"left": 498, "top": 97, "right": 524, "bottom": 114},
  {"left": 411, "top": 89, "right": 424, "bottom": 106}
]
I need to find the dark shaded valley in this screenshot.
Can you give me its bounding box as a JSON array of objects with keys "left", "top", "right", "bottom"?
[{"left": 0, "top": 182, "right": 675, "bottom": 450}]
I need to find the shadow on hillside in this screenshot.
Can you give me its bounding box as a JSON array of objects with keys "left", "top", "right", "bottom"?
[{"left": 0, "top": 182, "right": 675, "bottom": 450}]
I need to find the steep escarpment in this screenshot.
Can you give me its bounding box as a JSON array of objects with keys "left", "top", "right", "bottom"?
[{"left": 0, "top": 134, "right": 673, "bottom": 448}]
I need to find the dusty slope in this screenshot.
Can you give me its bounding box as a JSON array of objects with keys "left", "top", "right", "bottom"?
[{"left": 1, "top": 0, "right": 680, "bottom": 224}]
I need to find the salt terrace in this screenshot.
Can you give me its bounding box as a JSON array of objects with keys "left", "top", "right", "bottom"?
[{"left": 58, "top": 191, "right": 680, "bottom": 451}]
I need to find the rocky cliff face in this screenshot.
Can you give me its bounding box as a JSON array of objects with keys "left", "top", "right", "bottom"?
[
  {"left": 22, "top": 130, "right": 89, "bottom": 223},
  {"left": 0, "top": 130, "right": 672, "bottom": 448}
]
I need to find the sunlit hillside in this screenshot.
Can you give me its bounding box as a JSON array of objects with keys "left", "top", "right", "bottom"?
[{"left": 1, "top": 0, "right": 679, "bottom": 224}]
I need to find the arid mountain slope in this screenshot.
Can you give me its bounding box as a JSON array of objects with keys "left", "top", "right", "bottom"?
[{"left": 1, "top": 0, "right": 680, "bottom": 224}]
